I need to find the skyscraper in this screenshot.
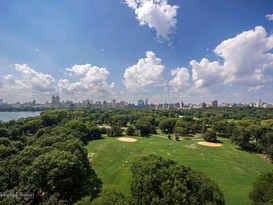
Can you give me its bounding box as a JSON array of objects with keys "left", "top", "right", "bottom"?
[
  {"left": 52, "top": 95, "right": 56, "bottom": 104},
  {"left": 56, "top": 95, "right": 60, "bottom": 104},
  {"left": 137, "top": 100, "right": 145, "bottom": 108},
  {"left": 145, "top": 99, "right": 148, "bottom": 107},
  {"left": 212, "top": 100, "right": 218, "bottom": 107}
]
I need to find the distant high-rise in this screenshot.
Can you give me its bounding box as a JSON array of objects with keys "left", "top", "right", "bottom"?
[
  {"left": 212, "top": 100, "right": 218, "bottom": 107},
  {"left": 137, "top": 100, "right": 145, "bottom": 108},
  {"left": 0, "top": 99, "right": 3, "bottom": 106},
  {"left": 112, "top": 99, "right": 116, "bottom": 108},
  {"left": 52, "top": 95, "right": 60, "bottom": 104},
  {"left": 145, "top": 99, "right": 148, "bottom": 107},
  {"left": 200, "top": 102, "right": 207, "bottom": 108},
  {"left": 56, "top": 95, "right": 60, "bottom": 104},
  {"left": 52, "top": 95, "right": 56, "bottom": 104}
]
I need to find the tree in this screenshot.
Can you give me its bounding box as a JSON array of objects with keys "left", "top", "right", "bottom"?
[
  {"left": 126, "top": 126, "right": 135, "bottom": 136},
  {"left": 174, "top": 126, "right": 188, "bottom": 136},
  {"left": 203, "top": 130, "right": 217, "bottom": 142},
  {"left": 248, "top": 125, "right": 268, "bottom": 153},
  {"left": 130, "top": 155, "right": 225, "bottom": 205},
  {"left": 212, "top": 121, "right": 228, "bottom": 137},
  {"left": 231, "top": 128, "right": 255, "bottom": 151},
  {"left": 4, "top": 135, "right": 101, "bottom": 204},
  {"left": 174, "top": 119, "right": 192, "bottom": 135},
  {"left": 108, "top": 115, "right": 128, "bottom": 127},
  {"left": 91, "top": 186, "right": 128, "bottom": 205},
  {"left": 135, "top": 117, "right": 156, "bottom": 137},
  {"left": 249, "top": 171, "right": 273, "bottom": 205},
  {"left": 21, "top": 119, "right": 43, "bottom": 134},
  {"left": 0, "top": 128, "right": 9, "bottom": 138},
  {"left": 40, "top": 113, "right": 58, "bottom": 127},
  {"left": 107, "top": 126, "right": 123, "bottom": 137},
  {"left": 201, "top": 121, "right": 208, "bottom": 134},
  {"left": 65, "top": 120, "right": 90, "bottom": 143},
  {"left": 89, "top": 126, "right": 102, "bottom": 140},
  {"left": 159, "top": 118, "right": 177, "bottom": 134}
]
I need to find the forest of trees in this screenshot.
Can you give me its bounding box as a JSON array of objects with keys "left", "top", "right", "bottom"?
[{"left": 0, "top": 107, "right": 273, "bottom": 204}]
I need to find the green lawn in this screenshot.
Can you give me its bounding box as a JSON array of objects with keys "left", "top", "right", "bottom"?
[{"left": 86, "top": 135, "right": 273, "bottom": 205}]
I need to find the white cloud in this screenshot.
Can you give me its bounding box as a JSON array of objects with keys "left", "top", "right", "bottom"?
[
  {"left": 169, "top": 67, "right": 190, "bottom": 92},
  {"left": 123, "top": 51, "right": 166, "bottom": 91},
  {"left": 58, "top": 64, "right": 114, "bottom": 96},
  {"left": 14, "top": 64, "right": 56, "bottom": 91},
  {"left": 190, "top": 58, "right": 224, "bottom": 88},
  {"left": 190, "top": 26, "right": 273, "bottom": 90},
  {"left": 1, "top": 64, "right": 55, "bottom": 92},
  {"left": 124, "top": 0, "right": 179, "bottom": 41},
  {"left": 266, "top": 14, "right": 273, "bottom": 21},
  {"left": 2, "top": 74, "right": 27, "bottom": 89}
]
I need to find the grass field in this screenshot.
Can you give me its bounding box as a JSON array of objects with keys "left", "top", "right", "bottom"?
[{"left": 86, "top": 135, "right": 273, "bottom": 205}]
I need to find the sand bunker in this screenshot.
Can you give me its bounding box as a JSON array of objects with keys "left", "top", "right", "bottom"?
[
  {"left": 197, "top": 141, "right": 223, "bottom": 147},
  {"left": 118, "top": 137, "right": 137, "bottom": 142}
]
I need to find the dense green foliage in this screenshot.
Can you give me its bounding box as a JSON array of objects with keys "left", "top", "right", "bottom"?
[
  {"left": 0, "top": 109, "right": 102, "bottom": 204},
  {"left": 1, "top": 107, "right": 273, "bottom": 204},
  {"left": 203, "top": 130, "right": 217, "bottom": 142},
  {"left": 249, "top": 171, "right": 273, "bottom": 205},
  {"left": 131, "top": 155, "right": 225, "bottom": 205},
  {"left": 91, "top": 186, "right": 128, "bottom": 205}
]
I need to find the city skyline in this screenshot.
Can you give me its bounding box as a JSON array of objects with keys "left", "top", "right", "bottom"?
[
  {"left": 0, "top": 1, "right": 273, "bottom": 103},
  {"left": 1, "top": 94, "right": 272, "bottom": 110}
]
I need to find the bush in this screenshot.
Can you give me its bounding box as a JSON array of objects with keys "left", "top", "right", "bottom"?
[
  {"left": 126, "top": 126, "right": 135, "bottom": 136},
  {"left": 107, "top": 126, "right": 123, "bottom": 137},
  {"left": 203, "top": 130, "right": 217, "bottom": 142}
]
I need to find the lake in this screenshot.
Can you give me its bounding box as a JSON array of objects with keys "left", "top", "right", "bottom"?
[{"left": 0, "top": 111, "right": 41, "bottom": 122}]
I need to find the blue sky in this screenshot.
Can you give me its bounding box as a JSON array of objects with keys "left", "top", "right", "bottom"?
[{"left": 0, "top": 0, "right": 273, "bottom": 104}]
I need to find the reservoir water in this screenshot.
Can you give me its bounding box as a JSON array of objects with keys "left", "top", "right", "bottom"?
[{"left": 0, "top": 111, "right": 41, "bottom": 122}]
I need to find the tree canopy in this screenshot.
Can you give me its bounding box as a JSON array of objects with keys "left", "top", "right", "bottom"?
[
  {"left": 249, "top": 171, "right": 273, "bottom": 205},
  {"left": 130, "top": 155, "right": 225, "bottom": 205}
]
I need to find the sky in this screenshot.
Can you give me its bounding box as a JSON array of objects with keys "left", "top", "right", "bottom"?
[{"left": 0, "top": 0, "right": 273, "bottom": 104}]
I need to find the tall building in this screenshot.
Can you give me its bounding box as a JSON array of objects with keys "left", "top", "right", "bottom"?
[
  {"left": 112, "top": 99, "right": 116, "bottom": 108},
  {"left": 52, "top": 95, "right": 60, "bottom": 104},
  {"left": 0, "top": 99, "right": 3, "bottom": 106},
  {"left": 212, "top": 100, "right": 218, "bottom": 107},
  {"left": 52, "top": 95, "right": 56, "bottom": 104},
  {"left": 200, "top": 102, "right": 207, "bottom": 108},
  {"left": 145, "top": 99, "right": 148, "bottom": 107},
  {"left": 55, "top": 95, "right": 60, "bottom": 104},
  {"left": 137, "top": 100, "right": 145, "bottom": 108}
]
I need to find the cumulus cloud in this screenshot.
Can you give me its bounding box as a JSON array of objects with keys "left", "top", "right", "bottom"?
[
  {"left": 15, "top": 64, "right": 56, "bottom": 91},
  {"left": 266, "top": 14, "right": 273, "bottom": 21},
  {"left": 124, "top": 0, "right": 179, "bottom": 41},
  {"left": 58, "top": 64, "right": 114, "bottom": 96},
  {"left": 123, "top": 51, "right": 166, "bottom": 91},
  {"left": 190, "top": 58, "right": 224, "bottom": 88},
  {"left": 190, "top": 26, "right": 273, "bottom": 90},
  {"left": 2, "top": 74, "right": 27, "bottom": 89},
  {"left": 2, "top": 64, "right": 55, "bottom": 92},
  {"left": 169, "top": 67, "right": 190, "bottom": 92}
]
